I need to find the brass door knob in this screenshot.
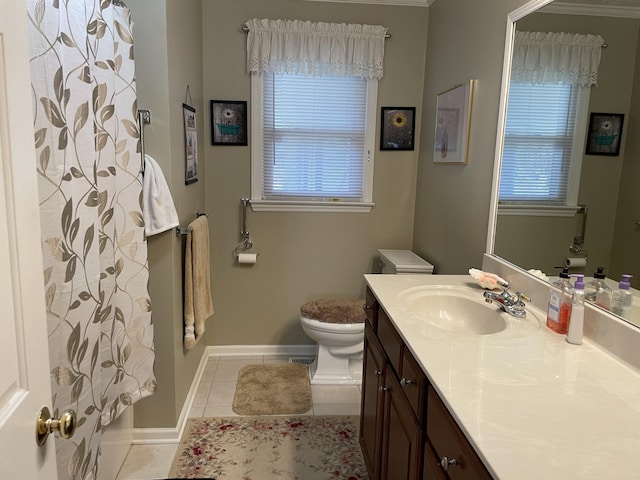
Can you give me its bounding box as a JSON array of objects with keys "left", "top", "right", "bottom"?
[{"left": 36, "top": 406, "right": 77, "bottom": 446}]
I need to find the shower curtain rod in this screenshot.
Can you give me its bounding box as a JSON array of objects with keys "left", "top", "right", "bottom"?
[{"left": 241, "top": 25, "right": 391, "bottom": 38}]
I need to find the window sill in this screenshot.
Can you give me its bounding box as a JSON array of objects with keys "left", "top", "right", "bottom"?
[
  {"left": 498, "top": 204, "right": 580, "bottom": 217},
  {"left": 250, "top": 199, "right": 374, "bottom": 213}
]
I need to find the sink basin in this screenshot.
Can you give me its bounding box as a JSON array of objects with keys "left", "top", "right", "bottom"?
[{"left": 401, "top": 286, "right": 507, "bottom": 335}]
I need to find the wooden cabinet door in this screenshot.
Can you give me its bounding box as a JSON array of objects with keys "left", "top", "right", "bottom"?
[
  {"left": 381, "top": 372, "right": 423, "bottom": 480},
  {"left": 360, "top": 326, "right": 386, "bottom": 480}
]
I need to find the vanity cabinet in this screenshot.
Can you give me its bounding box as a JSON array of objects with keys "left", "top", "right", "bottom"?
[{"left": 361, "top": 286, "right": 493, "bottom": 480}]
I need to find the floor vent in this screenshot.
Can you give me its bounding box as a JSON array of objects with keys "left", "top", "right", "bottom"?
[{"left": 289, "top": 357, "right": 315, "bottom": 366}]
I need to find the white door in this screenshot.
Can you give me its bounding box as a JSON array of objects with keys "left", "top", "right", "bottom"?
[{"left": 0, "top": 0, "right": 60, "bottom": 478}]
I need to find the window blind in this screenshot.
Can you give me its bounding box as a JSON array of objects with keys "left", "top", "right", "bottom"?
[
  {"left": 499, "top": 82, "right": 579, "bottom": 204},
  {"left": 262, "top": 73, "right": 367, "bottom": 201}
]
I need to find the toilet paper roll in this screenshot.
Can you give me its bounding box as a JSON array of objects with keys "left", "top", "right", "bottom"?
[
  {"left": 237, "top": 253, "right": 258, "bottom": 264},
  {"left": 565, "top": 257, "right": 587, "bottom": 268}
]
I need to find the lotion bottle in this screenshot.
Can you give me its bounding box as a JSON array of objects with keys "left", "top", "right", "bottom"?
[
  {"left": 585, "top": 267, "right": 612, "bottom": 310},
  {"left": 611, "top": 275, "right": 634, "bottom": 321},
  {"left": 546, "top": 268, "right": 573, "bottom": 334},
  {"left": 566, "top": 274, "right": 585, "bottom": 345}
]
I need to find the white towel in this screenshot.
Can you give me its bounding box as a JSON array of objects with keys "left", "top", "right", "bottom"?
[{"left": 142, "top": 154, "right": 179, "bottom": 236}]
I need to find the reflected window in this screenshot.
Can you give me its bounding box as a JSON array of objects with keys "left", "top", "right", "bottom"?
[{"left": 499, "top": 82, "right": 589, "bottom": 208}]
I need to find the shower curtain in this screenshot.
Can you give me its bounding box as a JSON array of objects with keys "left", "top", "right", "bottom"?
[{"left": 28, "top": 1, "right": 156, "bottom": 479}]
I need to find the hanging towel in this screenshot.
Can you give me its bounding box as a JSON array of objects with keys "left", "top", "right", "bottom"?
[
  {"left": 184, "top": 215, "right": 214, "bottom": 349},
  {"left": 142, "top": 154, "right": 180, "bottom": 236}
]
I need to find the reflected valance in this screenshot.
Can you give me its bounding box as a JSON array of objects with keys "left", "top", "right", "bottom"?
[
  {"left": 512, "top": 31, "right": 605, "bottom": 87},
  {"left": 245, "top": 18, "right": 387, "bottom": 79}
]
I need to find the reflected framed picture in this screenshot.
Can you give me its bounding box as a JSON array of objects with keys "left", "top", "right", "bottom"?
[
  {"left": 380, "top": 107, "right": 416, "bottom": 151},
  {"left": 210, "top": 100, "right": 248, "bottom": 146},
  {"left": 433, "top": 80, "right": 474, "bottom": 164},
  {"left": 585, "top": 112, "right": 624, "bottom": 156},
  {"left": 183, "top": 103, "right": 198, "bottom": 185}
]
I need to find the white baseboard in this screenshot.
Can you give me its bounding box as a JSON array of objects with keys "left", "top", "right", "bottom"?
[{"left": 131, "top": 344, "right": 317, "bottom": 444}]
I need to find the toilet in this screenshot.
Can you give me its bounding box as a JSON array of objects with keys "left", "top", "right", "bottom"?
[
  {"left": 300, "top": 299, "right": 366, "bottom": 385},
  {"left": 300, "top": 249, "right": 434, "bottom": 385}
]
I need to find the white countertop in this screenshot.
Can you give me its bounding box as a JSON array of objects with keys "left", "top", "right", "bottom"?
[{"left": 364, "top": 274, "right": 640, "bottom": 480}]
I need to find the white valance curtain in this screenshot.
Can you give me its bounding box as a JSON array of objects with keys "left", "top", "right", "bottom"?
[
  {"left": 245, "top": 18, "right": 387, "bottom": 79},
  {"left": 511, "top": 31, "right": 605, "bottom": 86}
]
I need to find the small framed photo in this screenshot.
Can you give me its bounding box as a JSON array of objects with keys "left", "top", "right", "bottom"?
[
  {"left": 585, "top": 112, "right": 624, "bottom": 156},
  {"left": 183, "top": 103, "right": 198, "bottom": 185},
  {"left": 434, "top": 80, "right": 474, "bottom": 164},
  {"left": 210, "top": 100, "right": 248, "bottom": 146},
  {"left": 380, "top": 107, "right": 416, "bottom": 151}
]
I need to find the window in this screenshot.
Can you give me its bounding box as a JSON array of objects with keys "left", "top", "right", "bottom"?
[
  {"left": 250, "top": 73, "right": 377, "bottom": 212},
  {"left": 498, "top": 81, "right": 589, "bottom": 216}
]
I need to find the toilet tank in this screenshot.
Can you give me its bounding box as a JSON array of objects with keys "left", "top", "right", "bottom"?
[{"left": 377, "top": 249, "right": 434, "bottom": 274}]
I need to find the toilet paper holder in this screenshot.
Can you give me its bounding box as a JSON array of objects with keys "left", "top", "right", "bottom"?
[
  {"left": 234, "top": 198, "right": 257, "bottom": 259},
  {"left": 568, "top": 205, "right": 588, "bottom": 260}
]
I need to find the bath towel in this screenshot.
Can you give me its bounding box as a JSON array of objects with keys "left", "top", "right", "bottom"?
[
  {"left": 142, "top": 154, "right": 179, "bottom": 236},
  {"left": 183, "top": 215, "right": 214, "bottom": 349}
]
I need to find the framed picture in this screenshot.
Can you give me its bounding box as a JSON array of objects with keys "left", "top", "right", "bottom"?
[
  {"left": 585, "top": 112, "right": 624, "bottom": 156},
  {"left": 380, "top": 107, "right": 416, "bottom": 151},
  {"left": 183, "top": 103, "right": 198, "bottom": 185},
  {"left": 210, "top": 100, "right": 248, "bottom": 146},
  {"left": 433, "top": 80, "right": 474, "bottom": 164}
]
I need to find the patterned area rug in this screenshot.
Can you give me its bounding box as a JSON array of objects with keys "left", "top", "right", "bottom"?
[
  {"left": 168, "top": 416, "right": 369, "bottom": 479},
  {"left": 232, "top": 363, "right": 312, "bottom": 415}
]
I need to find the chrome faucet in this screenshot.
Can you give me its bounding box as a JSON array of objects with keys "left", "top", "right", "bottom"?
[{"left": 483, "top": 282, "right": 530, "bottom": 318}]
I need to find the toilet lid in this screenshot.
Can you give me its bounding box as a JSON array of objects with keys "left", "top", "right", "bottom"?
[{"left": 300, "top": 299, "right": 366, "bottom": 324}]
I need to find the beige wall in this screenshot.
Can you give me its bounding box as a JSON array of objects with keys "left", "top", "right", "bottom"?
[
  {"left": 202, "top": 0, "right": 429, "bottom": 346},
  {"left": 494, "top": 13, "right": 639, "bottom": 278},
  {"left": 412, "top": 0, "right": 525, "bottom": 273},
  {"left": 128, "top": 0, "right": 206, "bottom": 428}
]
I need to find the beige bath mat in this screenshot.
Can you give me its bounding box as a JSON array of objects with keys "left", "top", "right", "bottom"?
[{"left": 232, "top": 363, "right": 312, "bottom": 415}]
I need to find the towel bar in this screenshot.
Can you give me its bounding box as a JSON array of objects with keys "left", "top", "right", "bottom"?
[{"left": 176, "top": 211, "right": 209, "bottom": 236}]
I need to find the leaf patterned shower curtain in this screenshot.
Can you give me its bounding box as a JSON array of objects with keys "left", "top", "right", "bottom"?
[{"left": 28, "top": 1, "right": 156, "bottom": 479}]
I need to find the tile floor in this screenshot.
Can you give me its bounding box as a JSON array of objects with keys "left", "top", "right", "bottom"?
[{"left": 116, "top": 354, "right": 362, "bottom": 480}]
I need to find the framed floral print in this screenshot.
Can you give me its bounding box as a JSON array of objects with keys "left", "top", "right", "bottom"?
[
  {"left": 433, "top": 80, "right": 474, "bottom": 164},
  {"left": 210, "top": 100, "right": 248, "bottom": 146},
  {"left": 380, "top": 107, "right": 416, "bottom": 151},
  {"left": 585, "top": 112, "right": 624, "bottom": 156}
]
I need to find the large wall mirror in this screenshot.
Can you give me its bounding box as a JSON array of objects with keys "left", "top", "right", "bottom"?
[{"left": 488, "top": 0, "right": 640, "bottom": 327}]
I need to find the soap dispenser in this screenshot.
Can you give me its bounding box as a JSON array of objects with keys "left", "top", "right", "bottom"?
[
  {"left": 611, "top": 275, "right": 634, "bottom": 321},
  {"left": 585, "top": 267, "right": 612, "bottom": 310},
  {"left": 567, "top": 274, "right": 585, "bottom": 345},
  {"left": 546, "top": 268, "right": 573, "bottom": 334}
]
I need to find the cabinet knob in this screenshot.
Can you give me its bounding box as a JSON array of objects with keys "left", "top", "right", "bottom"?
[
  {"left": 362, "top": 303, "right": 373, "bottom": 311},
  {"left": 439, "top": 456, "right": 457, "bottom": 472},
  {"left": 379, "top": 386, "right": 390, "bottom": 393},
  {"left": 374, "top": 369, "right": 382, "bottom": 376},
  {"left": 400, "top": 378, "right": 413, "bottom": 386}
]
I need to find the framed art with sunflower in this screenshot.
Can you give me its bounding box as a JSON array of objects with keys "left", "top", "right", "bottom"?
[
  {"left": 585, "top": 113, "right": 624, "bottom": 156},
  {"left": 380, "top": 107, "right": 416, "bottom": 151},
  {"left": 210, "top": 100, "right": 248, "bottom": 145},
  {"left": 434, "top": 80, "right": 474, "bottom": 164}
]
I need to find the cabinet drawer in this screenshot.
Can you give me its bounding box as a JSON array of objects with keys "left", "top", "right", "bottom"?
[
  {"left": 401, "top": 347, "right": 427, "bottom": 423},
  {"left": 427, "top": 387, "right": 492, "bottom": 480},
  {"left": 364, "top": 287, "right": 378, "bottom": 330},
  {"left": 377, "top": 307, "right": 403, "bottom": 376},
  {"left": 423, "top": 440, "right": 447, "bottom": 480}
]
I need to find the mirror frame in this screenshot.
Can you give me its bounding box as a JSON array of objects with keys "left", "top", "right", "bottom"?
[{"left": 487, "top": 0, "right": 558, "bottom": 256}]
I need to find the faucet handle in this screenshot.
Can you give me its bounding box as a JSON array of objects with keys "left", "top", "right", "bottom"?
[
  {"left": 513, "top": 291, "right": 531, "bottom": 305},
  {"left": 497, "top": 280, "right": 510, "bottom": 290}
]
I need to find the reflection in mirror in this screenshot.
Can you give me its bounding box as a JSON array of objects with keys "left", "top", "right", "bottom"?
[{"left": 489, "top": 0, "right": 640, "bottom": 328}]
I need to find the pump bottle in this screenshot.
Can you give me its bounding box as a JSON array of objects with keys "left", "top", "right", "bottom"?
[
  {"left": 585, "top": 267, "right": 612, "bottom": 310},
  {"left": 611, "top": 275, "right": 634, "bottom": 321},
  {"left": 566, "top": 274, "right": 585, "bottom": 345},
  {"left": 546, "top": 268, "right": 573, "bottom": 334}
]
